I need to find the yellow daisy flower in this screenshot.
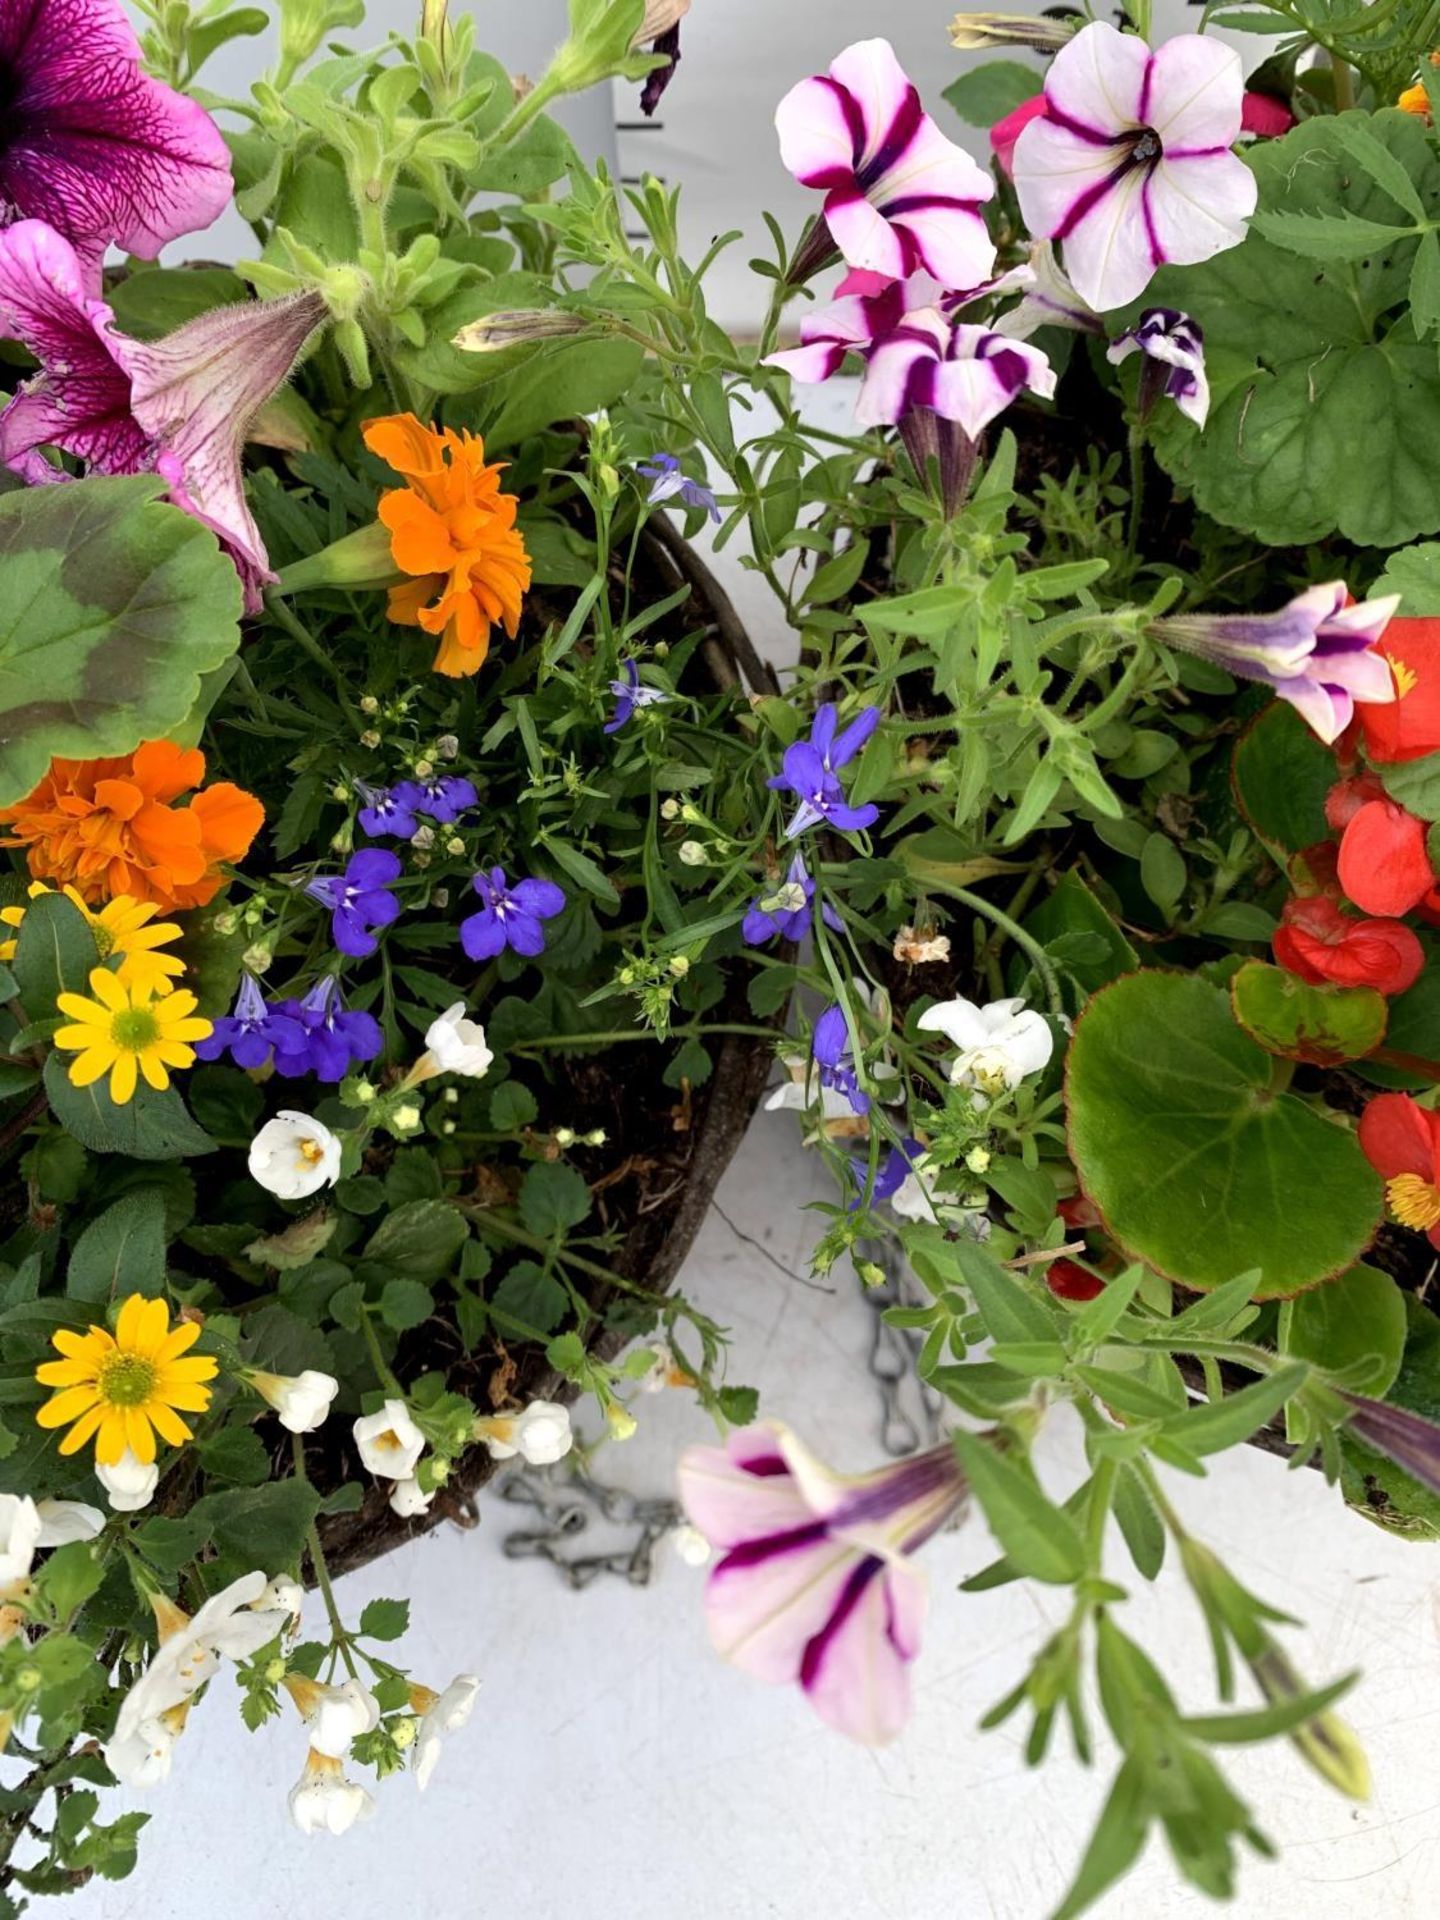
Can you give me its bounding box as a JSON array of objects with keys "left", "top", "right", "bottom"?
[
  {"left": 1, "top": 883, "right": 185, "bottom": 997},
  {"left": 53, "top": 968, "right": 212, "bottom": 1105},
  {"left": 35, "top": 1293, "right": 218, "bottom": 1465}
]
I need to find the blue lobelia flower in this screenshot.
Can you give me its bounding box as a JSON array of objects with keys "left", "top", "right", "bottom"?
[
  {"left": 604, "top": 658, "right": 670, "bottom": 734},
  {"left": 812, "top": 1001, "right": 869, "bottom": 1114},
  {"left": 271, "top": 976, "right": 384, "bottom": 1083},
  {"left": 767, "top": 702, "right": 882, "bottom": 839},
  {"left": 741, "top": 851, "right": 843, "bottom": 946},
  {"left": 356, "top": 781, "right": 421, "bottom": 841},
  {"left": 637, "top": 453, "right": 721, "bottom": 523},
  {"left": 847, "top": 1135, "right": 923, "bottom": 1211},
  {"left": 306, "top": 848, "right": 403, "bottom": 958},
  {"left": 193, "top": 974, "right": 304, "bottom": 1071},
  {"left": 393, "top": 774, "right": 478, "bottom": 824},
  {"left": 460, "top": 867, "right": 566, "bottom": 961}
]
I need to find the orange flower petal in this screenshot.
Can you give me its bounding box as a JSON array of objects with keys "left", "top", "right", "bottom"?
[
  {"left": 131, "top": 741, "right": 205, "bottom": 803},
  {"left": 188, "top": 783, "right": 265, "bottom": 864}
]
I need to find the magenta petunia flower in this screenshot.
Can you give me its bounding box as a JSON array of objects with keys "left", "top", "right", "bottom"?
[
  {"left": 1012, "top": 22, "right": 1256, "bottom": 313},
  {"left": 678, "top": 1422, "right": 966, "bottom": 1745},
  {"left": 856, "top": 311, "right": 1055, "bottom": 438},
  {"left": 0, "top": 221, "right": 326, "bottom": 610},
  {"left": 1107, "top": 306, "right": 1209, "bottom": 428},
  {"left": 0, "top": 0, "right": 231, "bottom": 269},
  {"left": 775, "top": 37, "right": 996, "bottom": 291}
]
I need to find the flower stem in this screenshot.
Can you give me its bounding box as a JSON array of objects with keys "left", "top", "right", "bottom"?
[
  {"left": 357, "top": 1305, "right": 406, "bottom": 1398},
  {"left": 292, "top": 1434, "right": 358, "bottom": 1679},
  {"left": 923, "top": 878, "right": 1065, "bottom": 1018}
]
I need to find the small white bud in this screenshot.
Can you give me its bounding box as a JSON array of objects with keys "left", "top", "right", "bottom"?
[
  {"left": 360, "top": 695, "right": 380, "bottom": 715},
  {"left": 360, "top": 728, "right": 381, "bottom": 749},
  {"left": 678, "top": 841, "right": 707, "bottom": 867},
  {"left": 242, "top": 943, "right": 272, "bottom": 974}
]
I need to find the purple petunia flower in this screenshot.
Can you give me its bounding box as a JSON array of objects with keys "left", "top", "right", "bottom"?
[
  {"left": 0, "top": 0, "right": 232, "bottom": 274},
  {"left": 194, "top": 974, "right": 304, "bottom": 1072},
  {"left": 1107, "top": 307, "right": 1209, "bottom": 428},
  {"left": 356, "top": 781, "right": 421, "bottom": 841},
  {"left": 306, "top": 849, "right": 404, "bottom": 958},
  {"left": 271, "top": 977, "right": 384, "bottom": 1084},
  {"left": 460, "top": 867, "right": 566, "bottom": 961},
  {"left": 848, "top": 1135, "right": 923, "bottom": 1211},
  {"left": 856, "top": 315, "right": 1055, "bottom": 440},
  {"left": 0, "top": 222, "right": 326, "bottom": 612},
  {"left": 1154, "top": 585, "right": 1399, "bottom": 746},
  {"left": 813, "top": 1002, "right": 869, "bottom": 1115},
  {"left": 775, "top": 38, "right": 995, "bottom": 291},
  {"left": 741, "top": 852, "right": 844, "bottom": 946},
  {"left": 767, "top": 703, "right": 881, "bottom": 840},
  {"left": 637, "top": 453, "right": 721, "bottom": 524},
  {"left": 604, "top": 659, "right": 670, "bottom": 734},
  {"left": 393, "top": 774, "right": 478, "bottom": 824}
]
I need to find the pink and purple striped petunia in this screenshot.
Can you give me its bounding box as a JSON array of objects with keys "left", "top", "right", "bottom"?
[
  {"left": 0, "top": 0, "right": 232, "bottom": 273},
  {"left": 775, "top": 37, "right": 996, "bottom": 292},
  {"left": 1011, "top": 22, "right": 1256, "bottom": 313},
  {"left": 0, "top": 221, "right": 326, "bottom": 611},
  {"left": 855, "top": 311, "right": 1055, "bottom": 438},
  {"left": 678, "top": 1422, "right": 967, "bottom": 1745}
]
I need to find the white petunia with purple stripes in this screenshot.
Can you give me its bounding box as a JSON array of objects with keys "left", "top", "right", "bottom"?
[
  {"left": 1011, "top": 22, "right": 1256, "bottom": 313},
  {"left": 678, "top": 1422, "right": 967, "bottom": 1745},
  {"left": 775, "top": 37, "right": 996, "bottom": 292},
  {"left": 856, "top": 311, "right": 1056, "bottom": 438},
  {"left": 1107, "top": 306, "right": 1210, "bottom": 427}
]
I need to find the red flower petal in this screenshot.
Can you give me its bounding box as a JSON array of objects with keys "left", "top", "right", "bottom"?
[
  {"left": 1273, "top": 895, "right": 1425, "bottom": 994},
  {"left": 1045, "top": 1258, "right": 1106, "bottom": 1302},
  {"left": 1358, "top": 618, "right": 1440, "bottom": 764},
  {"left": 1358, "top": 1093, "right": 1440, "bottom": 1183},
  {"left": 1338, "top": 800, "right": 1436, "bottom": 916}
]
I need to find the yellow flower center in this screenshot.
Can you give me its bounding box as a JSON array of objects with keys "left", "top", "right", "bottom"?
[
  {"left": 111, "top": 1007, "right": 159, "bottom": 1052},
  {"left": 1390, "top": 654, "right": 1419, "bottom": 699},
  {"left": 91, "top": 923, "right": 115, "bottom": 958},
  {"left": 1387, "top": 1172, "right": 1440, "bottom": 1231},
  {"left": 297, "top": 1138, "right": 326, "bottom": 1167},
  {"left": 98, "top": 1351, "right": 158, "bottom": 1408}
]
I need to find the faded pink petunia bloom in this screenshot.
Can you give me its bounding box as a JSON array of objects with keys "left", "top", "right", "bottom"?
[
  {"left": 765, "top": 276, "right": 932, "bottom": 385},
  {"left": 989, "top": 92, "right": 1048, "bottom": 178},
  {"left": 0, "top": 221, "right": 326, "bottom": 611},
  {"left": 678, "top": 1423, "right": 966, "bottom": 1744},
  {"left": 1012, "top": 22, "right": 1256, "bottom": 312},
  {"left": 776, "top": 37, "right": 996, "bottom": 290},
  {"left": 0, "top": 0, "right": 232, "bottom": 269}
]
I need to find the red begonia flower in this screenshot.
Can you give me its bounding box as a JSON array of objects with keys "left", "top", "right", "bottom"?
[
  {"left": 1045, "top": 1258, "right": 1106, "bottom": 1302},
  {"left": 1273, "top": 894, "right": 1424, "bottom": 995},
  {"left": 1359, "top": 1094, "right": 1440, "bottom": 1246},
  {"left": 1357, "top": 617, "right": 1440, "bottom": 764},
  {"left": 1337, "top": 798, "right": 1436, "bottom": 916}
]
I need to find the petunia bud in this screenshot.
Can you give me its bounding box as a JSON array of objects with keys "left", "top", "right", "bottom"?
[
  {"left": 452, "top": 309, "right": 589, "bottom": 353},
  {"left": 948, "top": 11, "right": 1072, "bottom": 50}
]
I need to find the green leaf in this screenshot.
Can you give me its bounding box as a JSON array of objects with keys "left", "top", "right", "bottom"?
[
  {"left": 539, "top": 836, "right": 619, "bottom": 908},
  {"left": 1230, "top": 699, "right": 1337, "bottom": 855},
  {"left": 1144, "top": 112, "right": 1440, "bottom": 548},
  {"left": 1230, "top": 961, "right": 1387, "bottom": 1066},
  {"left": 1375, "top": 540, "right": 1440, "bottom": 614},
  {"left": 489, "top": 1080, "right": 539, "bottom": 1129},
  {"left": 1021, "top": 873, "right": 1137, "bottom": 994},
  {"left": 1281, "top": 1264, "right": 1407, "bottom": 1446},
  {"left": 44, "top": 1054, "right": 216, "bottom": 1162},
  {"left": 36, "top": 1541, "right": 105, "bottom": 1618},
  {"left": 362, "top": 1200, "right": 467, "bottom": 1282},
  {"left": 12, "top": 893, "right": 100, "bottom": 1019},
  {"left": 380, "top": 1278, "right": 434, "bottom": 1332},
  {"left": 1066, "top": 972, "right": 1382, "bottom": 1294},
  {"left": 1249, "top": 208, "right": 1414, "bottom": 260},
  {"left": 952, "top": 1432, "right": 1089, "bottom": 1585},
  {"left": 1050, "top": 1757, "right": 1151, "bottom": 1920},
  {"left": 1379, "top": 751, "right": 1440, "bottom": 820},
  {"left": 1139, "top": 833, "right": 1186, "bottom": 915},
  {"left": 189, "top": 1476, "right": 321, "bottom": 1580},
  {"left": 1160, "top": 1362, "right": 1308, "bottom": 1455},
  {"left": 518, "top": 1162, "right": 591, "bottom": 1236},
  {"left": 490, "top": 1259, "right": 568, "bottom": 1333},
  {"left": 66, "top": 1192, "right": 167, "bottom": 1305},
  {"left": 941, "top": 59, "right": 1041, "bottom": 128},
  {"left": 358, "top": 1596, "right": 410, "bottom": 1641},
  {"left": 483, "top": 338, "right": 645, "bottom": 448},
  {"left": 0, "top": 476, "right": 243, "bottom": 804},
  {"left": 946, "top": 1239, "right": 1064, "bottom": 1354},
  {"left": 1112, "top": 1463, "right": 1165, "bottom": 1580},
  {"left": 197, "top": 1426, "right": 271, "bottom": 1487},
  {"left": 383, "top": 1149, "right": 443, "bottom": 1205}
]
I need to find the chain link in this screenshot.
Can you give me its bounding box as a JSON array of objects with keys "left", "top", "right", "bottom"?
[{"left": 498, "top": 1461, "right": 683, "bottom": 1590}]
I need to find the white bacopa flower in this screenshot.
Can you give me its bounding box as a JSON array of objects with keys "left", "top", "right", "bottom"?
[
  {"left": 248, "top": 1111, "right": 342, "bottom": 1199},
  {"left": 353, "top": 1400, "right": 425, "bottom": 1480},
  {"left": 254, "top": 1577, "right": 304, "bottom": 1624},
  {"left": 105, "top": 1699, "right": 191, "bottom": 1790},
  {"left": 916, "top": 994, "right": 1054, "bottom": 1095},
  {"left": 476, "top": 1399, "right": 573, "bottom": 1466},
  {"left": 96, "top": 1449, "right": 159, "bottom": 1513},
  {"left": 251, "top": 1367, "right": 340, "bottom": 1434},
  {"left": 284, "top": 1675, "right": 380, "bottom": 1760},
  {"left": 423, "top": 1002, "right": 494, "bottom": 1079},
  {"left": 288, "top": 1750, "right": 377, "bottom": 1835},
  {"left": 0, "top": 1495, "right": 44, "bottom": 1587},
  {"left": 388, "top": 1475, "right": 434, "bottom": 1518},
  {"left": 411, "top": 1674, "right": 479, "bottom": 1791},
  {"left": 34, "top": 1498, "right": 105, "bottom": 1547}
]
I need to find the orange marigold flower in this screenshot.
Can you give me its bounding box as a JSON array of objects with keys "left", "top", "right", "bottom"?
[
  {"left": 363, "top": 412, "right": 532, "bottom": 678},
  {"left": 0, "top": 741, "right": 264, "bottom": 911},
  {"left": 1399, "top": 81, "right": 1432, "bottom": 117}
]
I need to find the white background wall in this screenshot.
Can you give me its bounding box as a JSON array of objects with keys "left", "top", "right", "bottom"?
[{"left": 79, "top": 7, "right": 1438, "bottom": 1918}]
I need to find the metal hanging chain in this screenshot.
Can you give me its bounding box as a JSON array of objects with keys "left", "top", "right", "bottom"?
[
  {"left": 498, "top": 1460, "right": 684, "bottom": 1591},
  {"left": 854, "top": 1234, "right": 945, "bottom": 1456}
]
